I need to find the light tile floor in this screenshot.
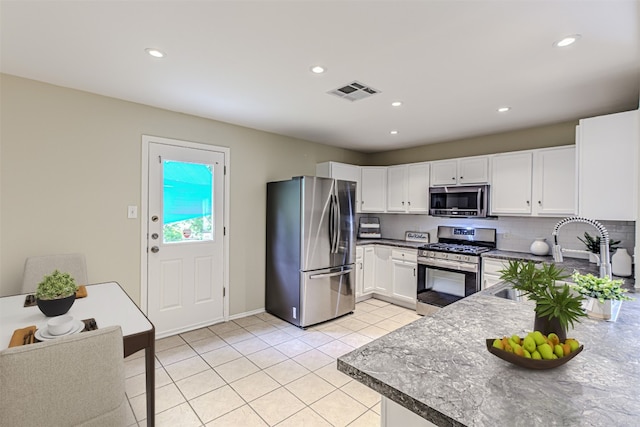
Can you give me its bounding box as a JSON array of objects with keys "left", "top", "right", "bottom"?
[{"left": 124, "top": 298, "right": 421, "bottom": 426}]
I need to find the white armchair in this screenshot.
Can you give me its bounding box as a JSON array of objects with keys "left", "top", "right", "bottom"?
[
  {"left": 21, "top": 253, "right": 88, "bottom": 294},
  {"left": 0, "top": 326, "right": 127, "bottom": 426}
]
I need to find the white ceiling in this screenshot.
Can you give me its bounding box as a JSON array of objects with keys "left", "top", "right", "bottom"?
[{"left": 1, "top": 0, "right": 638, "bottom": 153}]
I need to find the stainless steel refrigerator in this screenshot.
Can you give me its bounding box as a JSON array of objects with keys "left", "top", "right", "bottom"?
[{"left": 266, "top": 176, "right": 356, "bottom": 327}]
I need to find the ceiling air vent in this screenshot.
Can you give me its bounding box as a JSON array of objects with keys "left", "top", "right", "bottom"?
[{"left": 328, "top": 81, "right": 380, "bottom": 102}]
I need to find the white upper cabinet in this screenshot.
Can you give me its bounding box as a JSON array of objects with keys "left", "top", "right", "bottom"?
[
  {"left": 431, "top": 156, "right": 489, "bottom": 186},
  {"left": 532, "top": 146, "right": 576, "bottom": 216},
  {"left": 491, "top": 152, "right": 533, "bottom": 215},
  {"left": 491, "top": 146, "right": 576, "bottom": 217},
  {"left": 386, "top": 165, "right": 407, "bottom": 212},
  {"left": 316, "top": 161, "right": 362, "bottom": 213},
  {"left": 361, "top": 167, "right": 387, "bottom": 213},
  {"left": 577, "top": 110, "right": 639, "bottom": 221},
  {"left": 387, "top": 163, "right": 430, "bottom": 213}
]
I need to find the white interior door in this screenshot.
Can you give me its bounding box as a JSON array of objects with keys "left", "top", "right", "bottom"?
[{"left": 147, "top": 141, "right": 226, "bottom": 337}]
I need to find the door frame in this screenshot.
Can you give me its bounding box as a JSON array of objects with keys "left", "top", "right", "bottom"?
[{"left": 140, "top": 135, "right": 230, "bottom": 323}]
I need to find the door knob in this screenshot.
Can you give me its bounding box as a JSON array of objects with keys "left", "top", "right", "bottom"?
[{"left": 151, "top": 246, "right": 159, "bottom": 253}]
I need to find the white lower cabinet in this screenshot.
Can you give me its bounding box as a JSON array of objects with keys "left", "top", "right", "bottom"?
[
  {"left": 362, "top": 246, "right": 376, "bottom": 294},
  {"left": 374, "top": 246, "right": 392, "bottom": 295},
  {"left": 482, "top": 258, "right": 508, "bottom": 290},
  {"left": 391, "top": 249, "right": 417, "bottom": 305},
  {"left": 381, "top": 397, "right": 437, "bottom": 427},
  {"left": 358, "top": 245, "right": 417, "bottom": 308},
  {"left": 355, "top": 246, "right": 364, "bottom": 298}
]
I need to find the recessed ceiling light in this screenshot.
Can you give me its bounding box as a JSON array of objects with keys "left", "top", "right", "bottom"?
[
  {"left": 310, "top": 65, "right": 326, "bottom": 74},
  {"left": 145, "top": 48, "right": 166, "bottom": 58},
  {"left": 497, "top": 107, "right": 511, "bottom": 113},
  {"left": 391, "top": 101, "right": 403, "bottom": 107},
  {"left": 554, "top": 34, "right": 581, "bottom": 48},
  {"left": 390, "top": 130, "right": 399, "bottom": 135}
]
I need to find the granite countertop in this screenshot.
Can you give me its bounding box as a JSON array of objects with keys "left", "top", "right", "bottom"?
[
  {"left": 483, "top": 250, "right": 636, "bottom": 287},
  {"left": 357, "top": 238, "right": 425, "bottom": 250},
  {"left": 337, "top": 283, "right": 640, "bottom": 426}
]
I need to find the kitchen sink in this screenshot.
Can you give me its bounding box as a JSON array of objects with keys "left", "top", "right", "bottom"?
[{"left": 484, "top": 283, "right": 523, "bottom": 301}]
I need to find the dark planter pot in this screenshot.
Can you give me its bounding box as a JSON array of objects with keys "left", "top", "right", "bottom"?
[
  {"left": 533, "top": 312, "right": 566, "bottom": 342},
  {"left": 36, "top": 294, "right": 76, "bottom": 317}
]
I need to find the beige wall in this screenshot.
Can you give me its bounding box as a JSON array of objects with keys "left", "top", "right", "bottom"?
[
  {"left": 0, "top": 74, "right": 366, "bottom": 315},
  {"left": 366, "top": 120, "right": 578, "bottom": 165}
]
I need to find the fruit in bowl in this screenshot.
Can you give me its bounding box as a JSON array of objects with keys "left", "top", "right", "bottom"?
[{"left": 488, "top": 331, "right": 583, "bottom": 369}]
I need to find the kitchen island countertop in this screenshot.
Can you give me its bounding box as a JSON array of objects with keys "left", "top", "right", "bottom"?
[{"left": 337, "top": 282, "right": 640, "bottom": 426}]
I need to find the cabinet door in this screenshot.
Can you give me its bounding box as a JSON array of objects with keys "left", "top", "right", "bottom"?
[
  {"left": 361, "top": 167, "right": 387, "bottom": 212},
  {"left": 458, "top": 157, "right": 489, "bottom": 184},
  {"left": 317, "top": 162, "right": 362, "bottom": 214},
  {"left": 491, "top": 152, "right": 533, "bottom": 215},
  {"left": 386, "top": 165, "right": 408, "bottom": 212},
  {"left": 374, "top": 246, "right": 392, "bottom": 295},
  {"left": 481, "top": 258, "right": 508, "bottom": 290},
  {"left": 391, "top": 260, "right": 417, "bottom": 304},
  {"left": 355, "top": 246, "right": 364, "bottom": 298},
  {"left": 430, "top": 160, "right": 458, "bottom": 186},
  {"left": 363, "top": 247, "right": 376, "bottom": 294},
  {"left": 533, "top": 147, "right": 576, "bottom": 216},
  {"left": 407, "top": 163, "right": 430, "bottom": 213},
  {"left": 578, "top": 110, "right": 639, "bottom": 220}
]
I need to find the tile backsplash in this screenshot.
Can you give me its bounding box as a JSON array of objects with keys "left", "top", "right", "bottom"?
[{"left": 361, "top": 214, "right": 636, "bottom": 260}]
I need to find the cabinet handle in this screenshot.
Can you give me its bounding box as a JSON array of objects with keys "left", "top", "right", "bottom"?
[
  {"left": 538, "top": 200, "right": 542, "bottom": 205},
  {"left": 451, "top": 177, "right": 455, "bottom": 180},
  {"left": 408, "top": 201, "right": 411, "bottom": 206},
  {"left": 413, "top": 268, "right": 416, "bottom": 276},
  {"left": 402, "top": 201, "right": 405, "bottom": 205},
  {"left": 526, "top": 200, "right": 530, "bottom": 205},
  {"left": 460, "top": 176, "right": 464, "bottom": 180}
]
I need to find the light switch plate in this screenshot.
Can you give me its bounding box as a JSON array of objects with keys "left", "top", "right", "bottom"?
[{"left": 127, "top": 205, "right": 138, "bottom": 219}]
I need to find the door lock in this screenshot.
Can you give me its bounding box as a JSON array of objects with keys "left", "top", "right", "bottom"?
[{"left": 150, "top": 246, "right": 160, "bottom": 253}]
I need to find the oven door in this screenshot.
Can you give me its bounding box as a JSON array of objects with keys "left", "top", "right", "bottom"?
[{"left": 416, "top": 258, "right": 479, "bottom": 312}]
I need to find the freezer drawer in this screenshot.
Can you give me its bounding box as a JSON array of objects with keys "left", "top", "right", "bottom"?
[{"left": 300, "top": 266, "right": 355, "bottom": 327}]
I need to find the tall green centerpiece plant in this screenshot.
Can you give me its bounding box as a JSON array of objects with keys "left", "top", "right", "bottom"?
[{"left": 499, "top": 260, "right": 586, "bottom": 341}]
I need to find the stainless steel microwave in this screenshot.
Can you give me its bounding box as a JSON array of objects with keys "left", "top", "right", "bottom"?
[{"left": 429, "top": 185, "right": 489, "bottom": 218}]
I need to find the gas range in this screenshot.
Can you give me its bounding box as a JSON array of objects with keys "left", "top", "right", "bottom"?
[
  {"left": 419, "top": 242, "right": 492, "bottom": 256},
  {"left": 416, "top": 226, "right": 497, "bottom": 313}
]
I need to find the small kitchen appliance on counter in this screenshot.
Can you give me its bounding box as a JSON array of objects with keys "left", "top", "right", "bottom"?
[
  {"left": 416, "top": 225, "right": 496, "bottom": 314},
  {"left": 358, "top": 217, "right": 381, "bottom": 239}
]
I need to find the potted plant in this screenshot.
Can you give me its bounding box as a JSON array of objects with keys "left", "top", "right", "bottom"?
[
  {"left": 577, "top": 232, "right": 620, "bottom": 264},
  {"left": 35, "top": 269, "right": 78, "bottom": 317},
  {"left": 499, "top": 260, "right": 586, "bottom": 341},
  {"left": 570, "top": 271, "right": 634, "bottom": 322}
]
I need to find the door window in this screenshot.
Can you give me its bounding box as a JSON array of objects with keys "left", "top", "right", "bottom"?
[{"left": 162, "top": 160, "right": 214, "bottom": 243}]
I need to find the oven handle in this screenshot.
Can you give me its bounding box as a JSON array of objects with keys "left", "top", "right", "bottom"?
[{"left": 418, "top": 258, "right": 478, "bottom": 273}]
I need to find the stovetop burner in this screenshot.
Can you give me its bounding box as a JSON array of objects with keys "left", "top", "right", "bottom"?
[{"left": 420, "top": 242, "right": 492, "bottom": 255}]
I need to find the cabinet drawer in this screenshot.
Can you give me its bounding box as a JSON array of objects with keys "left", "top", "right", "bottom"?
[
  {"left": 391, "top": 249, "right": 417, "bottom": 263},
  {"left": 482, "top": 259, "right": 508, "bottom": 275}
]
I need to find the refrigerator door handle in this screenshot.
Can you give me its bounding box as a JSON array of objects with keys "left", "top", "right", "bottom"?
[
  {"left": 328, "top": 196, "right": 336, "bottom": 253},
  {"left": 334, "top": 193, "right": 341, "bottom": 254},
  {"left": 309, "top": 268, "right": 353, "bottom": 279}
]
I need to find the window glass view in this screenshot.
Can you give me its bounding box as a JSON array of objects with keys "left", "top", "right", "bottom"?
[{"left": 162, "top": 160, "right": 214, "bottom": 243}]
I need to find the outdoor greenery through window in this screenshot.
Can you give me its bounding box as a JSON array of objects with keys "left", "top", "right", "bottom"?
[{"left": 162, "top": 160, "right": 214, "bottom": 243}]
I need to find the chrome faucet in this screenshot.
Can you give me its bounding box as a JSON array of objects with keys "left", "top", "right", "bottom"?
[{"left": 552, "top": 216, "right": 612, "bottom": 279}]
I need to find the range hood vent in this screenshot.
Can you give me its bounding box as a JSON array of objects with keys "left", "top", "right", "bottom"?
[{"left": 327, "top": 81, "right": 380, "bottom": 102}]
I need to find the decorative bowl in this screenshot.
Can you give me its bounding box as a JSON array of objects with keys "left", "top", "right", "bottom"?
[
  {"left": 485, "top": 339, "right": 583, "bottom": 370},
  {"left": 36, "top": 294, "right": 76, "bottom": 317},
  {"left": 47, "top": 314, "right": 75, "bottom": 335}
]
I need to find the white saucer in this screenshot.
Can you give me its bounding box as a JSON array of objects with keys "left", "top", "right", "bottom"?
[{"left": 35, "top": 320, "right": 85, "bottom": 340}]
